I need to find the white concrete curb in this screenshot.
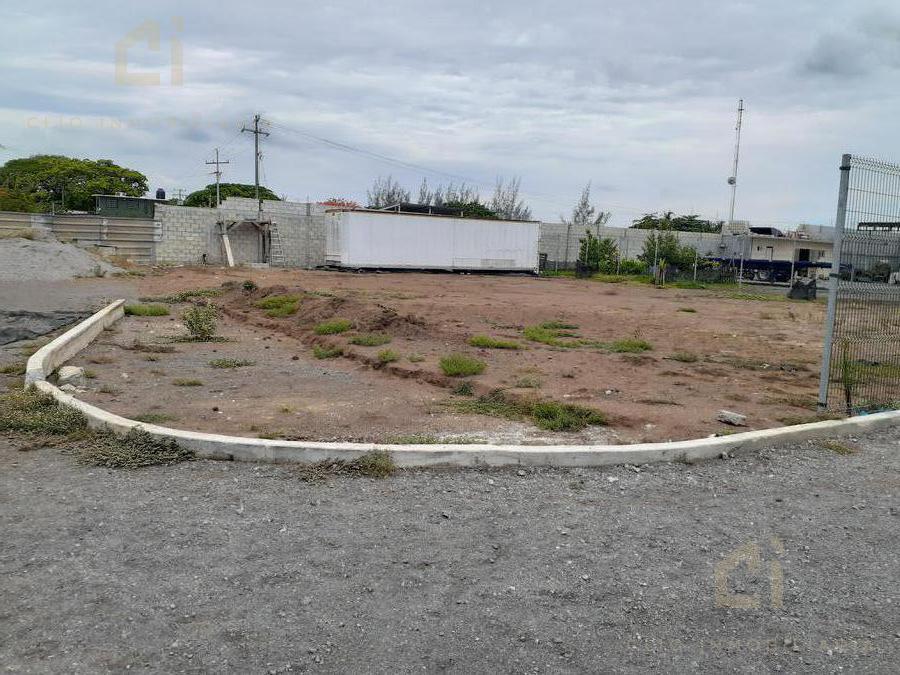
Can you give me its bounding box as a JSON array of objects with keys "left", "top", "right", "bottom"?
[{"left": 25, "top": 300, "right": 900, "bottom": 468}]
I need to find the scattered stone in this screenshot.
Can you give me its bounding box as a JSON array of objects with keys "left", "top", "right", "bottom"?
[
  {"left": 56, "top": 366, "right": 84, "bottom": 386},
  {"left": 516, "top": 469, "right": 526, "bottom": 477},
  {"left": 59, "top": 384, "right": 78, "bottom": 393},
  {"left": 717, "top": 410, "right": 747, "bottom": 426}
]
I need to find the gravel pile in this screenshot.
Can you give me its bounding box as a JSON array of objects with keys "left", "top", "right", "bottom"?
[{"left": 0, "top": 236, "right": 121, "bottom": 282}]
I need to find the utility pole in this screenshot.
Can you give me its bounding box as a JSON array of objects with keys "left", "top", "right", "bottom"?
[
  {"left": 205, "top": 148, "right": 230, "bottom": 207},
  {"left": 727, "top": 99, "right": 745, "bottom": 285},
  {"left": 241, "top": 114, "right": 270, "bottom": 215},
  {"left": 173, "top": 188, "right": 187, "bottom": 204}
]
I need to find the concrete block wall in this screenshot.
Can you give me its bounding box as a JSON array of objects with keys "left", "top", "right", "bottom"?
[
  {"left": 154, "top": 199, "right": 330, "bottom": 267},
  {"left": 538, "top": 223, "right": 728, "bottom": 268}
]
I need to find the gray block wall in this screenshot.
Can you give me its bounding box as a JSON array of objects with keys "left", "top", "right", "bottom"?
[
  {"left": 154, "top": 198, "right": 329, "bottom": 267},
  {"left": 538, "top": 223, "right": 729, "bottom": 268}
]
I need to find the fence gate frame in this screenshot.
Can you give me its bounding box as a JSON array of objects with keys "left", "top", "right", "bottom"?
[{"left": 817, "top": 153, "right": 900, "bottom": 413}]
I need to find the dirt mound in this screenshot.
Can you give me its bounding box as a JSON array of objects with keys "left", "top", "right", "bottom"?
[{"left": 0, "top": 236, "right": 121, "bottom": 282}]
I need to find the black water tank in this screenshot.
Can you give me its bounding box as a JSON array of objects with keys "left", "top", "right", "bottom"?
[{"left": 155, "top": 188, "right": 166, "bottom": 200}]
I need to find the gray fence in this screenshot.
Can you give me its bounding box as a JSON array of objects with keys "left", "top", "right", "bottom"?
[
  {"left": 818, "top": 154, "right": 900, "bottom": 413},
  {"left": 0, "top": 211, "right": 159, "bottom": 264}
]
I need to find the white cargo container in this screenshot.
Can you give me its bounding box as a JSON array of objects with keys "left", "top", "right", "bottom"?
[{"left": 325, "top": 210, "right": 539, "bottom": 273}]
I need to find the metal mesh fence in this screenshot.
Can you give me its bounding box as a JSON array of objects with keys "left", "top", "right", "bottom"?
[{"left": 819, "top": 155, "right": 900, "bottom": 414}]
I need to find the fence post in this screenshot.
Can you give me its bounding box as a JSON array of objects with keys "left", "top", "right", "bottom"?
[{"left": 817, "top": 153, "right": 852, "bottom": 411}]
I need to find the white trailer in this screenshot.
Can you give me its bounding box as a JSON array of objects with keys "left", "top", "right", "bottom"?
[{"left": 325, "top": 210, "right": 540, "bottom": 273}]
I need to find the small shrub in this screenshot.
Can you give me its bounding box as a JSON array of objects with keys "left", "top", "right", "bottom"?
[
  {"left": 242, "top": 279, "right": 258, "bottom": 292},
  {"left": 378, "top": 349, "right": 399, "bottom": 364},
  {"left": 349, "top": 333, "right": 391, "bottom": 346},
  {"left": 514, "top": 375, "right": 542, "bottom": 388},
  {"left": 172, "top": 378, "right": 203, "bottom": 386},
  {"left": 74, "top": 428, "right": 193, "bottom": 468},
  {"left": 440, "top": 354, "right": 486, "bottom": 377},
  {"left": 0, "top": 388, "right": 87, "bottom": 435},
  {"left": 670, "top": 351, "right": 698, "bottom": 363},
  {"left": 468, "top": 335, "right": 521, "bottom": 350},
  {"left": 608, "top": 338, "right": 652, "bottom": 353},
  {"left": 124, "top": 304, "right": 170, "bottom": 317},
  {"left": 208, "top": 358, "right": 254, "bottom": 369},
  {"left": 182, "top": 305, "right": 218, "bottom": 340},
  {"left": 315, "top": 319, "right": 353, "bottom": 335},
  {"left": 523, "top": 325, "right": 580, "bottom": 348},
  {"left": 453, "top": 381, "right": 474, "bottom": 396},
  {"left": 98, "top": 384, "right": 120, "bottom": 394},
  {"left": 408, "top": 354, "right": 425, "bottom": 363},
  {"left": 313, "top": 344, "right": 343, "bottom": 359}
]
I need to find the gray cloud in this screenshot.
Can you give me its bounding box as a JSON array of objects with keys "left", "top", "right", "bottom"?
[{"left": 2, "top": 0, "right": 900, "bottom": 226}]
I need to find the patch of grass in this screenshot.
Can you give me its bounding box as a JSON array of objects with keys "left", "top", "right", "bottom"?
[
  {"left": 140, "top": 288, "right": 223, "bottom": 304},
  {"left": 530, "top": 400, "right": 607, "bottom": 431},
  {"left": 0, "top": 362, "right": 26, "bottom": 376},
  {"left": 86, "top": 355, "right": 115, "bottom": 364},
  {"left": 540, "top": 320, "right": 579, "bottom": 331},
  {"left": 387, "top": 434, "right": 484, "bottom": 445},
  {"left": 453, "top": 389, "right": 606, "bottom": 432},
  {"left": 407, "top": 354, "right": 425, "bottom": 363},
  {"left": 677, "top": 307, "right": 697, "bottom": 313},
  {"left": 143, "top": 355, "right": 159, "bottom": 362},
  {"left": 83, "top": 369, "right": 97, "bottom": 379},
  {"left": 0, "top": 388, "right": 87, "bottom": 435},
  {"left": 820, "top": 439, "right": 858, "bottom": 456},
  {"left": 513, "top": 375, "right": 542, "bottom": 388},
  {"left": 349, "top": 332, "right": 391, "bottom": 346},
  {"left": 523, "top": 325, "right": 580, "bottom": 348},
  {"left": 296, "top": 450, "right": 396, "bottom": 481},
  {"left": 671, "top": 280, "right": 707, "bottom": 290},
  {"left": 440, "top": 354, "right": 486, "bottom": 377},
  {"left": 172, "top": 378, "right": 203, "bottom": 387},
  {"left": 777, "top": 412, "right": 842, "bottom": 426},
  {"left": 468, "top": 335, "right": 521, "bottom": 350},
  {"left": 208, "top": 358, "right": 254, "bottom": 369},
  {"left": 98, "top": 384, "right": 120, "bottom": 394},
  {"left": 315, "top": 319, "right": 353, "bottom": 335},
  {"left": 313, "top": 344, "right": 343, "bottom": 359},
  {"left": 73, "top": 428, "right": 193, "bottom": 468},
  {"left": 132, "top": 412, "right": 176, "bottom": 424},
  {"left": 377, "top": 349, "right": 399, "bottom": 364},
  {"left": 669, "top": 351, "right": 698, "bottom": 363},
  {"left": 278, "top": 406, "right": 293, "bottom": 414},
  {"left": 124, "top": 303, "right": 170, "bottom": 317},
  {"left": 256, "top": 294, "right": 300, "bottom": 318},
  {"left": 607, "top": 338, "right": 653, "bottom": 353},
  {"left": 242, "top": 279, "right": 258, "bottom": 292}
]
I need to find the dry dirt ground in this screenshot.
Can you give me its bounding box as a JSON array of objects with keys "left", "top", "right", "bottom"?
[
  {"left": 1, "top": 431, "right": 897, "bottom": 673},
  {"left": 72, "top": 266, "right": 826, "bottom": 444}
]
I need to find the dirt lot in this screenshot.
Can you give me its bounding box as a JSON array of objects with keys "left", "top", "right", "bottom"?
[
  {"left": 1, "top": 431, "right": 897, "bottom": 672},
  {"left": 72, "top": 267, "right": 826, "bottom": 443}
]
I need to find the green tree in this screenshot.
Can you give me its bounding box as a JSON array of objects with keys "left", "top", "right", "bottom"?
[
  {"left": 183, "top": 183, "right": 280, "bottom": 207},
  {"left": 578, "top": 230, "right": 618, "bottom": 273},
  {"left": 631, "top": 211, "right": 722, "bottom": 233},
  {"left": 0, "top": 155, "right": 148, "bottom": 212},
  {"left": 443, "top": 199, "right": 498, "bottom": 219},
  {"left": 0, "top": 187, "right": 38, "bottom": 212},
  {"left": 639, "top": 231, "right": 697, "bottom": 271}
]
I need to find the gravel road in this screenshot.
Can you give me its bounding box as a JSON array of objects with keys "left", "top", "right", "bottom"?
[{"left": 1, "top": 432, "right": 898, "bottom": 673}]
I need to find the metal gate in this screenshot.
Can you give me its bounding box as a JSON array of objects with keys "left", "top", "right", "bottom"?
[{"left": 818, "top": 154, "right": 900, "bottom": 413}]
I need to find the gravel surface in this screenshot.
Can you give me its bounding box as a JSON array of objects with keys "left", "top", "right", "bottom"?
[
  {"left": 0, "top": 237, "right": 120, "bottom": 282},
  {"left": 1, "top": 432, "right": 897, "bottom": 673}
]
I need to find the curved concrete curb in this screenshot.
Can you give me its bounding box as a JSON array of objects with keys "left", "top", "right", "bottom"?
[{"left": 26, "top": 300, "right": 900, "bottom": 467}]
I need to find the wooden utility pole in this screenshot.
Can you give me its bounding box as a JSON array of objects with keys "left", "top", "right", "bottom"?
[
  {"left": 205, "top": 148, "right": 229, "bottom": 207},
  {"left": 241, "top": 114, "right": 270, "bottom": 215}
]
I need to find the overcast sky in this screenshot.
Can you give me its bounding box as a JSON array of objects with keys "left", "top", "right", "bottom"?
[{"left": 2, "top": 1, "right": 899, "bottom": 225}]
